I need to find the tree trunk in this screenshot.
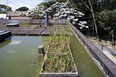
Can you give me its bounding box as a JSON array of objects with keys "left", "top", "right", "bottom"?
[
  {"left": 88, "top": 0, "right": 98, "bottom": 39},
  {"left": 91, "top": 10, "right": 98, "bottom": 39},
  {"left": 82, "top": 0, "right": 99, "bottom": 39},
  {"left": 112, "top": 30, "right": 115, "bottom": 46}
]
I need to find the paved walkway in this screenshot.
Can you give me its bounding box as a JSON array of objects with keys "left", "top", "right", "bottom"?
[
  {"left": 95, "top": 43, "right": 116, "bottom": 64},
  {"left": 95, "top": 43, "right": 116, "bottom": 53},
  {"left": 103, "top": 50, "right": 116, "bottom": 64},
  {"left": 110, "top": 47, "right": 116, "bottom": 53}
]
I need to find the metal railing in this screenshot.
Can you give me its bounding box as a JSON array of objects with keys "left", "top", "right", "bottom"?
[{"left": 100, "top": 44, "right": 116, "bottom": 55}]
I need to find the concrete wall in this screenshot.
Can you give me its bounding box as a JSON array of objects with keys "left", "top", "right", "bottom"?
[
  {"left": 0, "top": 19, "right": 69, "bottom": 25},
  {"left": 69, "top": 23, "right": 116, "bottom": 77},
  {"left": 0, "top": 14, "right": 7, "bottom": 19},
  {"left": 10, "top": 17, "right": 32, "bottom": 19}
]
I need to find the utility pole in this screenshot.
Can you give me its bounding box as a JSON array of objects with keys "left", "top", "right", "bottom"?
[
  {"left": 6, "top": 0, "right": 9, "bottom": 12},
  {"left": 6, "top": 0, "right": 9, "bottom": 19}
]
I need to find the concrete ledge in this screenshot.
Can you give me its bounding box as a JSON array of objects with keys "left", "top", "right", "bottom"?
[
  {"left": 39, "top": 72, "right": 78, "bottom": 77},
  {"left": 0, "top": 19, "right": 69, "bottom": 25},
  {"left": 0, "top": 30, "right": 11, "bottom": 42},
  {"left": 69, "top": 23, "right": 116, "bottom": 77},
  {"left": 39, "top": 61, "right": 78, "bottom": 77}
]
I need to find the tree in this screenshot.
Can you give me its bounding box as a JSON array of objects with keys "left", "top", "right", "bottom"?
[
  {"left": 38, "top": 1, "right": 55, "bottom": 8},
  {"left": 0, "top": 4, "right": 12, "bottom": 13},
  {"left": 97, "top": 0, "right": 116, "bottom": 11},
  {"left": 16, "top": 6, "right": 29, "bottom": 11},
  {"left": 98, "top": 9, "right": 116, "bottom": 45},
  {"left": 81, "top": 0, "right": 98, "bottom": 39}
]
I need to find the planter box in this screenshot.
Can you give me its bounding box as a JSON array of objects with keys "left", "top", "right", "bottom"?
[
  {"left": 39, "top": 45, "right": 78, "bottom": 77},
  {"left": 39, "top": 61, "right": 78, "bottom": 77},
  {"left": 39, "top": 72, "right": 78, "bottom": 77}
]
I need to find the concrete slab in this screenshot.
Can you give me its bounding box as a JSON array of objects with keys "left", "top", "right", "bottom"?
[
  {"left": 41, "top": 27, "right": 50, "bottom": 35},
  {"left": 0, "top": 27, "right": 7, "bottom": 30},
  {"left": 103, "top": 50, "right": 116, "bottom": 64},
  {"left": 29, "top": 27, "right": 45, "bottom": 35},
  {"left": 0, "top": 27, "right": 66, "bottom": 35},
  {"left": 16, "top": 28, "right": 34, "bottom": 35}
]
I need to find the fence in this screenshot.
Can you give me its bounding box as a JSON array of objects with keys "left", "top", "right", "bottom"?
[
  {"left": 100, "top": 44, "right": 116, "bottom": 55},
  {"left": 69, "top": 23, "right": 116, "bottom": 77}
]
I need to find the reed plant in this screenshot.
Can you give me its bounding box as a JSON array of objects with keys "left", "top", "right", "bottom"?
[{"left": 43, "top": 26, "right": 75, "bottom": 72}]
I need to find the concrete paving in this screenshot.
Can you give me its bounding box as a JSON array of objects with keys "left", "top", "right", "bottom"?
[
  {"left": 29, "top": 27, "right": 46, "bottom": 35},
  {"left": 103, "top": 50, "right": 116, "bottom": 64},
  {"left": 94, "top": 43, "right": 116, "bottom": 64},
  {"left": 0, "top": 27, "right": 66, "bottom": 35},
  {"left": 16, "top": 27, "right": 35, "bottom": 35},
  {"left": 41, "top": 27, "right": 50, "bottom": 35}
]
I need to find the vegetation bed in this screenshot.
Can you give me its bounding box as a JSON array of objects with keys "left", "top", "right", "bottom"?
[{"left": 39, "top": 26, "right": 78, "bottom": 77}]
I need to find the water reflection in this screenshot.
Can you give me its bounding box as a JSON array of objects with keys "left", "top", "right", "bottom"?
[
  {"left": 9, "top": 40, "right": 22, "bottom": 45},
  {"left": 0, "top": 38, "right": 11, "bottom": 49},
  {"left": 0, "top": 36, "right": 45, "bottom": 77}
]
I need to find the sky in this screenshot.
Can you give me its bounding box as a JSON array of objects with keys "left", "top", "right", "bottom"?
[{"left": 0, "top": 0, "right": 45, "bottom": 11}]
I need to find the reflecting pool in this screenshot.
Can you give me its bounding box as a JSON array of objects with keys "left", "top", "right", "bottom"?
[{"left": 0, "top": 36, "right": 44, "bottom": 77}]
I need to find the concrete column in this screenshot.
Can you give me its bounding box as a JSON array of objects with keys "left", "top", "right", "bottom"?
[
  {"left": 38, "top": 45, "right": 44, "bottom": 55},
  {"left": 45, "top": 11, "right": 49, "bottom": 26}
]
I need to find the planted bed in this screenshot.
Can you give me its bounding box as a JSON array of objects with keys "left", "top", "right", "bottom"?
[{"left": 39, "top": 27, "right": 78, "bottom": 77}]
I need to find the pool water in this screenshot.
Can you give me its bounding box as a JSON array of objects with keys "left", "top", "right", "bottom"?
[
  {"left": 0, "top": 34, "right": 105, "bottom": 77},
  {"left": 0, "top": 36, "right": 44, "bottom": 77},
  {"left": 70, "top": 33, "right": 104, "bottom": 77}
]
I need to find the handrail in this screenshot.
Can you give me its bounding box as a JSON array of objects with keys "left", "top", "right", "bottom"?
[{"left": 100, "top": 44, "right": 116, "bottom": 55}]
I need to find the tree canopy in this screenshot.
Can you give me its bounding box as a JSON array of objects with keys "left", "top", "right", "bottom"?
[
  {"left": 98, "top": 9, "right": 116, "bottom": 45},
  {"left": 0, "top": 4, "right": 12, "bottom": 13},
  {"left": 16, "top": 6, "right": 29, "bottom": 11},
  {"left": 31, "top": 0, "right": 116, "bottom": 45}
]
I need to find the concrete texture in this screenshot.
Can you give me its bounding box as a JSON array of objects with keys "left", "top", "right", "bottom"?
[
  {"left": 0, "top": 19, "right": 69, "bottom": 25},
  {"left": 0, "top": 27, "right": 67, "bottom": 36},
  {"left": 103, "top": 50, "right": 116, "bottom": 64},
  {"left": 39, "top": 73, "right": 78, "bottom": 77}
]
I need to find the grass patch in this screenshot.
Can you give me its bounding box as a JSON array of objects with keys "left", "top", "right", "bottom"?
[
  {"left": 20, "top": 25, "right": 38, "bottom": 27},
  {"left": 88, "top": 38, "right": 115, "bottom": 49},
  {"left": 0, "top": 25, "right": 6, "bottom": 27},
  {"left": 114, "top": 55, "right": 116, "bottom": 58}
]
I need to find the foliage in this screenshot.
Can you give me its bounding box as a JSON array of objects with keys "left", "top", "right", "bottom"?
[
  {"left": 98, "top": 9, "right": 116, "bottom": 45},
  {"left": 16, "top": 6, "right": 29, "bottom": 11},
  {"left": 98, "top": 9, "right": 116, "bottom": 34},
  {"left": 31, "top": 12, "right": 40, "bottom": 19},
  {"left": 97, "top": 0, "right": 116, "bottom": 11},
  {"left": 38, "top": 1, "right": 55, "bottom": 8},
  {"left": 0, "top": 25, "right": 6, "bottom": 27},
  {"left": 21, "top": 21, "right": 29, "bottom": 27},
  {"left": 0, "top": 4, "right": 12, "bottom": 13},
  {"left": 68, "top": 0, "right": 116, "bottom": 44},
  {"left": 43, "top": 26, "right": 75, "bottom": 72}
]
